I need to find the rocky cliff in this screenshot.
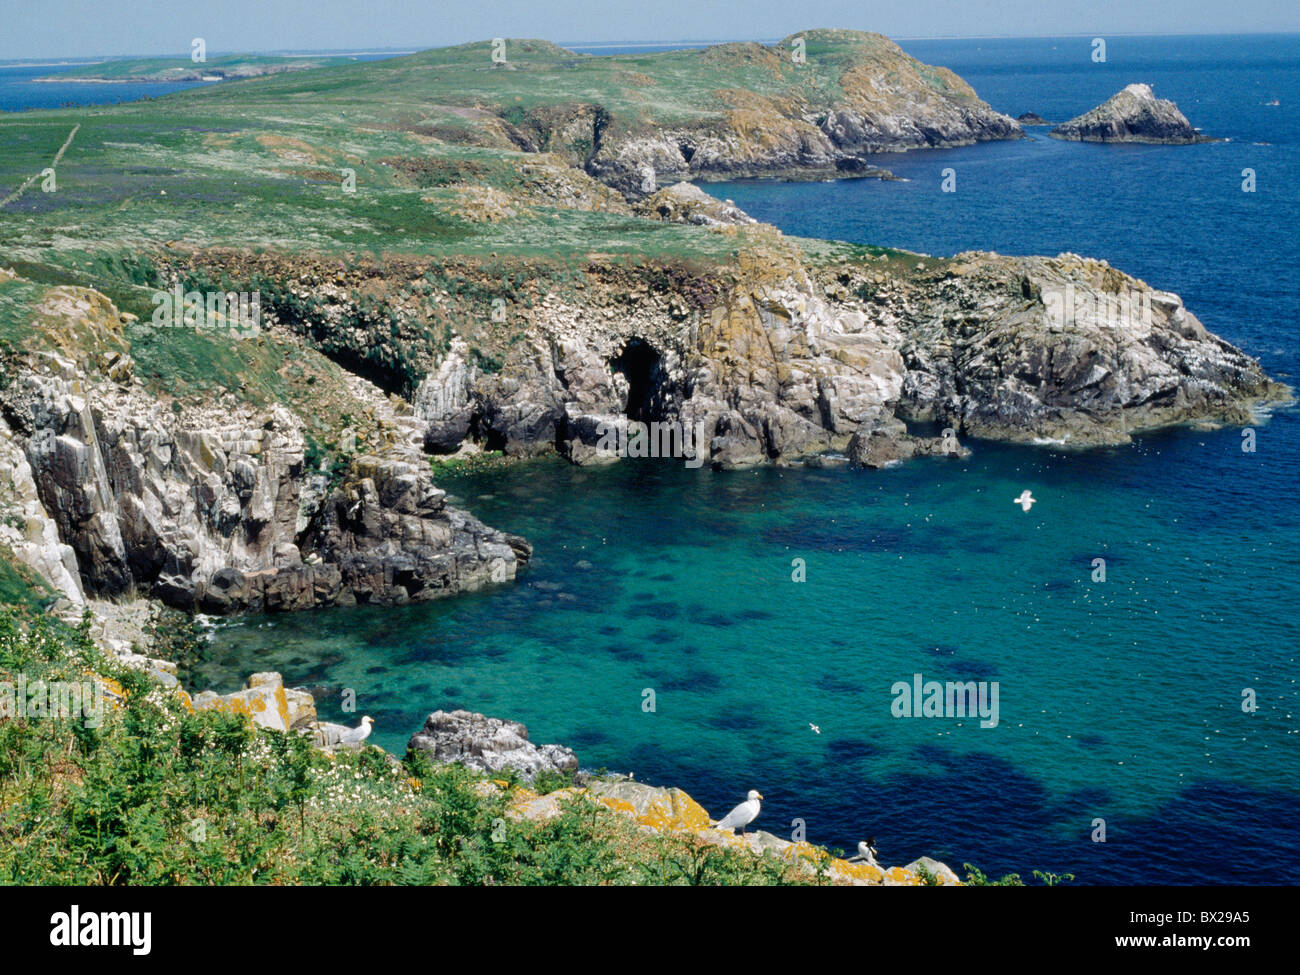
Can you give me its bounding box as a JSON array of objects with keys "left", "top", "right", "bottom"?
[
  {"left": 398, "top": 247, "right": 1280, "bottom": 466},
  {"left": 0, "top": 283, "right": 529, "bottom": 613},
  {"left": 3, "top": 231, "right": 1280, "bottom": 617},
  {"left": 1050, "top": 83, "right": 1213, "bottom": 144}
]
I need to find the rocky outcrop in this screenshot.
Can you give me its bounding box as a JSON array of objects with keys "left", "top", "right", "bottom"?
[
  {"left": 0, "top": 418, "right": 86, "bottom": 605},
  {"left": 1050, "top": 84, "right": 1212, "bottom": 144},
  {"left": 401, "top": 247, "right": 1280, "bottom": 467},
  {"left": 633, "top": 182, "right": 757, "bottom": 226},
  {"left": 894, "top": 252, "right": 1279, "bottom": 443},
  {"left": 1, "top": 286, "right": 530, "bottom": 614},
  {"left": 504, "top": 777, "right": 960, "bottom": 886},
  {"left": 192, "top": 671, "right": 317, "bottom": 732},
  {"left": 1016, "top": 112, "right": 1049, "bottom": 126},
  {"left": 407, "top": 709, "right": 579, "bottom": 780},
  {"left": 847, "top": 409, "right": 969, "bottom": 468}
]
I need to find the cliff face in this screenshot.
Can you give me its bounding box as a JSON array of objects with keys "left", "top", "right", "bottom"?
[
  {"left": 1050, "top": 83, "right": 1212, "bottom": 144},
  {"left": 404, "top": 248, "right": 1280, "bottom": 467},
  {"left": 0, "top": 285, "right": 529, "bottom": 613}
]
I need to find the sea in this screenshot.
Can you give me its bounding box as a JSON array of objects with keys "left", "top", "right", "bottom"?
[{"left": 4, "top": 34, "right": 1297, "bottom": 884}]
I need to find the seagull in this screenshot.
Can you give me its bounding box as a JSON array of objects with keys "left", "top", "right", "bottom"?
[
  {"left": 337, "top": 715, "right": 373, "bottom": 746},
  {"left": 847, "top": 837, "right": 880, "bottom": 867},
  {"left": 712, "top": 790, "right": 763, "bottom": 835},
  {"left": 1013, "top": 490, "right": 1036, "bottom": 512},
  {"left": 809, "top": 723, "right": 821, "bottom": 734}
]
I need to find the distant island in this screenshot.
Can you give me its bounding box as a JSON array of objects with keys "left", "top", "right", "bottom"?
[{"left": 36, "top": 53, "right": 357, "bottom": 83}]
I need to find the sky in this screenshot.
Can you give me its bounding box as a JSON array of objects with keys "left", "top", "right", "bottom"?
[{"left": 4, "top": 0, "right": 1298, "bottom": 60}]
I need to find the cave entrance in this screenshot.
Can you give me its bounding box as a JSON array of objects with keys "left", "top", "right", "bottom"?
[{"left": 609, "top": 338, "right": 664, "bottom": 423}]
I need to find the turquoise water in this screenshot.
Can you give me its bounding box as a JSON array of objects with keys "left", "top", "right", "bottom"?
[
  {"left": 194, "top": 431, "right": 1300, "bottom": 884},
  {"left": 191, "top": 34, "right": 1300, "bottom": 884}
]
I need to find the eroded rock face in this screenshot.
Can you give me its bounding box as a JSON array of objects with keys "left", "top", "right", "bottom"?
[
  {"left": 408, "top": 709, "right": 579, "bottom": 780},
  {"left": 1050, "top": 84, "right": 1211, "bottom": 144},
  {"left": 0, "top": 410, "right": 86, "bottom": 604},
  {"left": 894, "top": 253, "right": 1278, "bottom": 444},
  {"left": 2, "top": 289, "right": 529, "bottom": 613},
  {"left": 409, "top": 249, "right": 1278, "bottom": 468}
]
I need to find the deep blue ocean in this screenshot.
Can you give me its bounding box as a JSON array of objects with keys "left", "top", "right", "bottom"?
[
  {"left": 0, "top": 63, "right": 211, "bottom": 112},
  {"left": 8, "top": 36, "right": 1298, "bottom": 884}
]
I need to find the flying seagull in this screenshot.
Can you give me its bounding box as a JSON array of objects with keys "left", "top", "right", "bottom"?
[
  {"left": 713, "top": 790, "right": 763, "bottom": 835},
  {"left": 1013, "top": 490, "right": 1036, "bottom": 512},
  {"left": 809, "top": 723, "right": 821, "bottom": 734},
  {"left": 337, "top": 715, "right": 373, "bottom": 747},
  {"left": 847, "top": 837, "right": 880, "bottom": 868}
]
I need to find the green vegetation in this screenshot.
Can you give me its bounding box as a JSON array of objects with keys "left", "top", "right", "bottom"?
[
  {"left": 0, "top": 557, "right": 53, "bottom": 615},
  {"left": 961, "top": 863, "right": 1075, "bottom": 886},
  {"left": 0, "top": 610, "right": 819, "bottom": 884},
  {"left": 0, "top": 29, "right": 956, "bottom": 271}
]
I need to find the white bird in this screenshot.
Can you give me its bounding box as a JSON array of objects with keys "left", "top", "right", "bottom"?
[
  {"left": 1013, "top": 490, "right": 1036, "bottom": 512},
  {"left": 337, "top": 715, "right": 373, "bottom": 746},
  {"left": 713, "top": 789, "right": 763, "bottom": 834},
  {"left": 809, "top": 723, "right": 821, "bottom": 734},
  {"left": 847, "top": 837, "right": 880, "bottom": 867}
]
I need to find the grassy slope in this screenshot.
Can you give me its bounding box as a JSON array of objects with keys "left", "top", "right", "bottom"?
[{"left": 0, "top": 31, "right": 967, "bottom": 266}]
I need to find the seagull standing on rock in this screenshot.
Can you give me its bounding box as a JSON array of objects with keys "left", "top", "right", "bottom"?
[
  {"left": 712, "top": 790, "right": 763, "bottom": 835},
  {"left": 337, "top": 715, "right": 373, "bottom": 747}
]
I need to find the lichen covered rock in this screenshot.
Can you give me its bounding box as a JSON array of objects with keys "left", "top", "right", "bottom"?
[{"left": 408, "top": 709, "right": 579, "bottom": 780}]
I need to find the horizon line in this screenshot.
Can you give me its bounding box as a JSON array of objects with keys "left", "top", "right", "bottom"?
[{"left": 4, "top": 28, "right": 1299, "bottom": 63}]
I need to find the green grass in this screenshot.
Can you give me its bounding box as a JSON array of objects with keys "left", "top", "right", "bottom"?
[
  {"left": 0, "top": 611, "right": 814, "bottom": 885},
  {"left": 0, "top": 556, "right": 53, "bottom": 614},
  {"left": 0, "top": 29, "right": 973, "bottom": 269}
]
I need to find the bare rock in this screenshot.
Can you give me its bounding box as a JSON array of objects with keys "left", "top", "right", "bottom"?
[
  {"left": 408, "top": 709, "right": 578, "bottom": 781},
  {"left": 1051, "top": 84, "right": 1213, "bottom": 144}
]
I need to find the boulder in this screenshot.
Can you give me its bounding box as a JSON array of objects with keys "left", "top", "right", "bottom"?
[
  {"left": 408, "top": 709, "right": 578, "bottom": 780},
  {"left": 192, "top": 671, "right": 316, "bottom": 732},
  {"left": 905, "top": 856, "right": 963, "bottom": 885}
]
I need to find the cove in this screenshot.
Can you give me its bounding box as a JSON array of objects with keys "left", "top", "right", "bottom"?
[{"left": 194, "top": 429, "right": 1300, "bottom": 884}]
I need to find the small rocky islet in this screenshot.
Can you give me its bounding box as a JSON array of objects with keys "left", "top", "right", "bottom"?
[{"left": 1050, "top": 82, "right": 1215, "bottom": 144}]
